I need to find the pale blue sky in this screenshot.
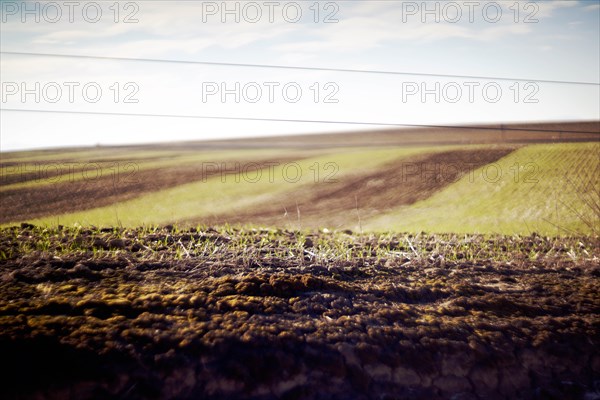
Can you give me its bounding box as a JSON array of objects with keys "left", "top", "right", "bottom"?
[{"left": 1, "top": 0, "right": 599, "bottom": 151}]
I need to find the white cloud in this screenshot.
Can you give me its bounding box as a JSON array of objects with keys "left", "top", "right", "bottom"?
[
  {"left": 535, "top": 0, "right": 580, "bottom": 18},
  {"left": 477, "top": 24, "right": 533, "bottom": 41}
]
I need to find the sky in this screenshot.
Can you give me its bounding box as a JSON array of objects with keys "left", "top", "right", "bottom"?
[{"left": 0, "top": 0, "right": 599, "bottom": 151}]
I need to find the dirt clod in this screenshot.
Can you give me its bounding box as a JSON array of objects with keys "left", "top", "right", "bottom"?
[{"left": 0, "top": 226, "right": 598, "bottom": 400}]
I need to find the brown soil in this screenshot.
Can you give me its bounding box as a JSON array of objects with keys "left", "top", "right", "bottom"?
[
  {"left": 203, "top": 147, "right": 516, "bottom": 228},
  {"left": 0, "top": 225, "right": 598, "bottom": 400},
  {"left": 130, "top": 121, "right": 599, "bottom": 150},
  {"left": 0, "top": 157, "right": 170, "bottom": 186}
]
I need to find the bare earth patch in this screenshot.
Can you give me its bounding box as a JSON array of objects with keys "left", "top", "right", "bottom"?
[
  {"left": 0, "top": 225, "right": 598, "bottom": 399},
  {"left": 205, "top": 147, "right": 516, "bottom": 228},
  {"left": 0, "top": 158, "right": 300, "bottom": 224}
]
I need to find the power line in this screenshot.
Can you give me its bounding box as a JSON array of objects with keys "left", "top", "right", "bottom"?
[
  {"left": 2, "top": 107, "right": 598, "bottom": 134},
  {"left": 2, "top": 51, "right": 599, "bottom": 86}
]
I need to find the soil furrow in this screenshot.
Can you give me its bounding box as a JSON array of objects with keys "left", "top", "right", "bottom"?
[
  {"left": 0, "top": 158, "right": 301, "bottom": 223},
  {"left": 204, "top": 147, "right": 517, "bottom": 228}
]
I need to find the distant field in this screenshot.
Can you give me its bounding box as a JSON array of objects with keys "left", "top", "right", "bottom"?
[
  {"left": 366, "top": 142, "right": 600, "bottom": 235},
  {"left": 1, "top": 121, "right": 598, "bottom": 235}
]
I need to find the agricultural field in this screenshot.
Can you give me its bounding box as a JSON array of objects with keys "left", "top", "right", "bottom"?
[
  {"left": 0, "top": 122, "right": 599, "bottom": 399},
  {"left": 1, "top": 122, "right": 599, "bottom": 235}
]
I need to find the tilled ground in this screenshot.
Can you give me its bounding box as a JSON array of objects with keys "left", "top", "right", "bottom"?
[
  {"left": 199, "top": 147, "right": 516, "bottom": 229},
  {"left": 0, "top": 225, "right": 599, "bottom": 399},
  {"left": 0, "top": 157, "right": 301, "bottom": 224}
]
